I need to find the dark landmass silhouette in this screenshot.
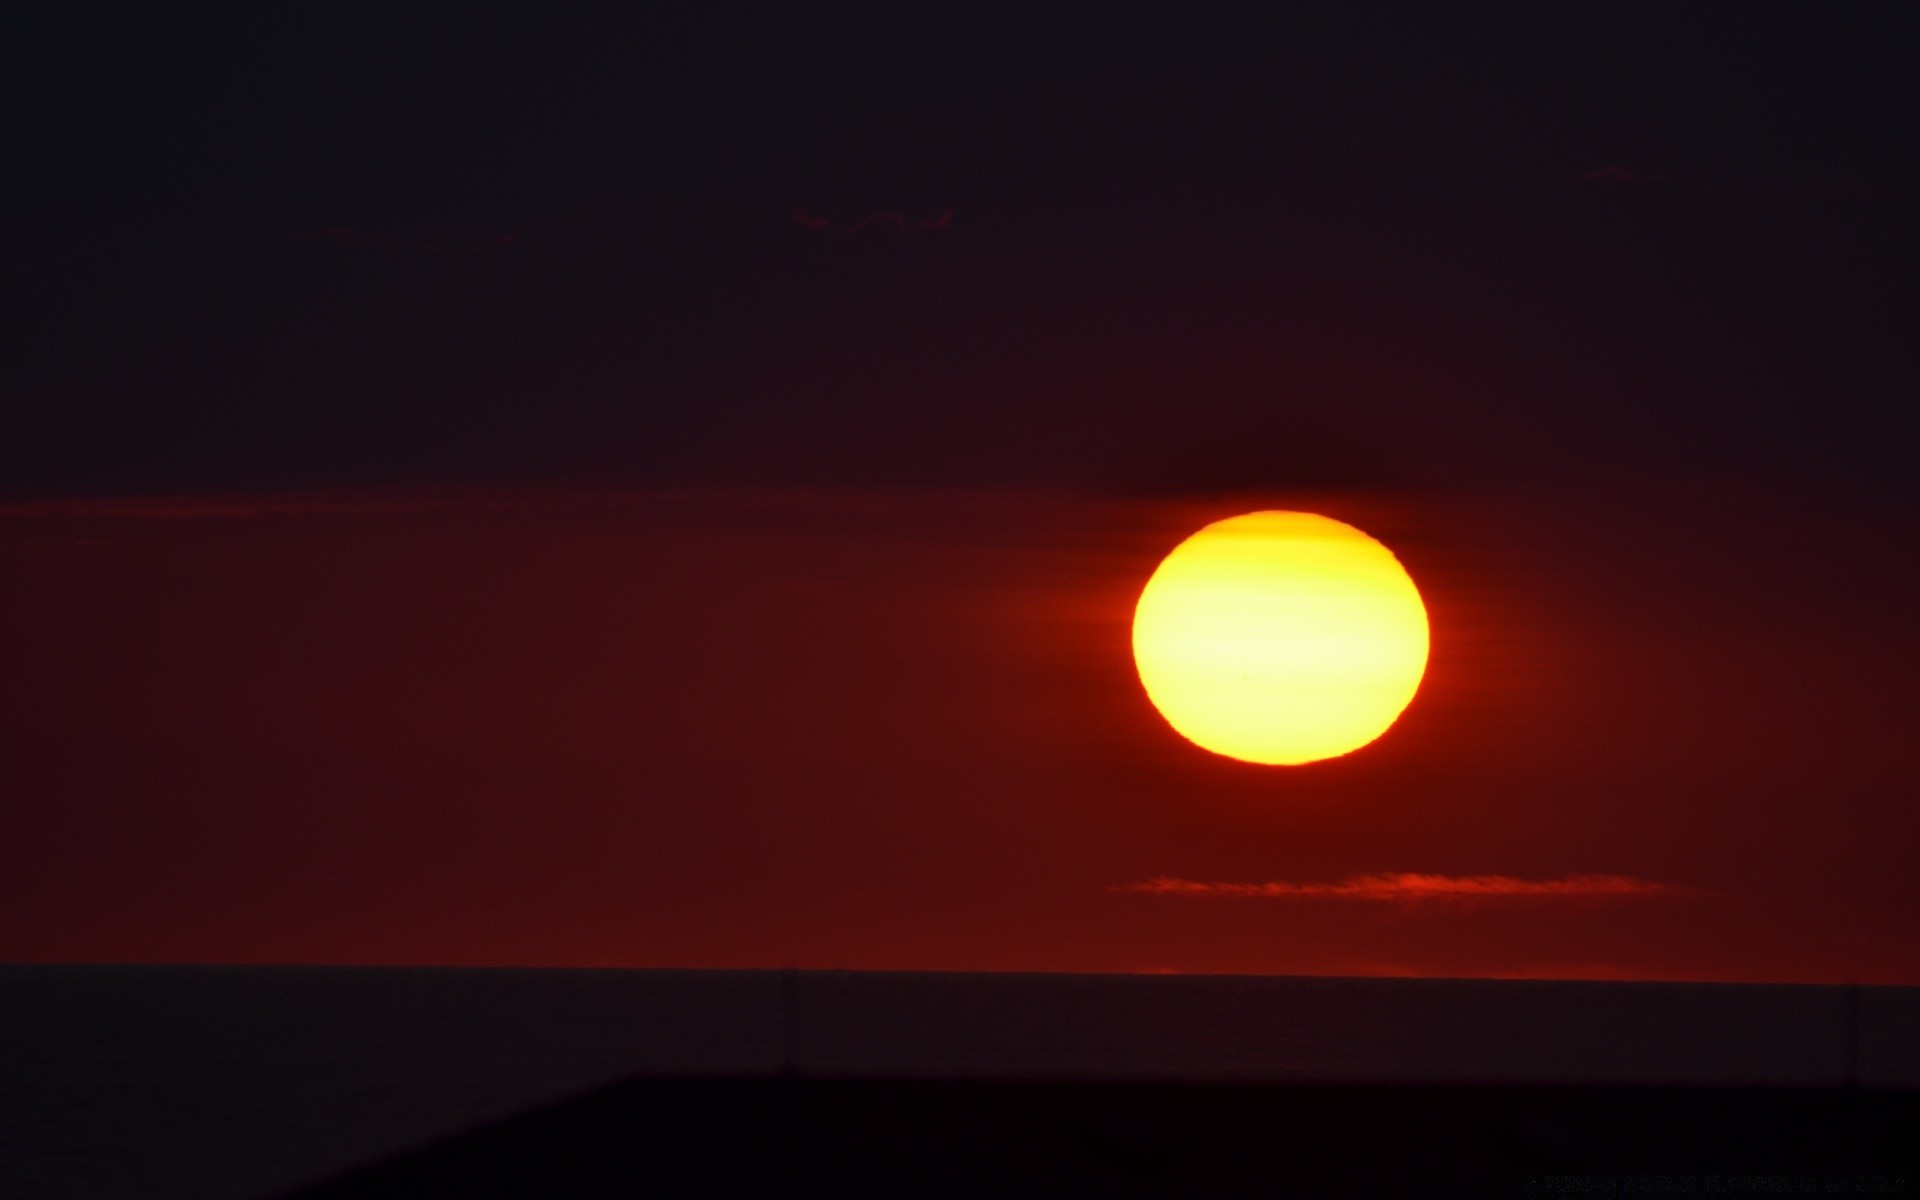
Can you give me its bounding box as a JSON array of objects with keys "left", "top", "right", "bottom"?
[
  {"left": 5, "top": 966, "right": 1916, "bottom": 1199},
  {"left": 285, "top": 1077, "right": 1920, "bottom": 1198}
]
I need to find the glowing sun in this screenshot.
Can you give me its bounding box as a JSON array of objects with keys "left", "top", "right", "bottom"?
[{"left": 1131, "top": 511, "right": 1429, "bottom": 765}]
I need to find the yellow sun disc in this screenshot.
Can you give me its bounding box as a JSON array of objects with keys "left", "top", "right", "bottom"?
[{"left": 1131, "top": 511, "right": 1429, "bottom": 765}]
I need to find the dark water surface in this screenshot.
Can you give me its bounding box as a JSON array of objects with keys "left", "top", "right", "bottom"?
[{"left": 3, "top": 965, "right": 1917, "bottom": 1198}]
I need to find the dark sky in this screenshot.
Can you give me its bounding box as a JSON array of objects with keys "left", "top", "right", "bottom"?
[{"left": 2, "top": 6, "right": 1916, "bottom": 981}]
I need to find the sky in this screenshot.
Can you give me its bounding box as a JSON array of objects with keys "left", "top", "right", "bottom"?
[{"left": 2, "top": 6, "right": 1916, "bottom": 982}]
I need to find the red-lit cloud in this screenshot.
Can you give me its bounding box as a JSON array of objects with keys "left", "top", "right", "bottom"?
[
  {"left": 0, "top": 492, "right": 516, "bottom": 520},
  {"left": 1117, "top": 873, "right": 1684, "bottom": 903},
  {"left": 846, "top": 208, "right": 952, "bottom": 233},
  {"left": 1582, "top": 164, "right": 1662, "bottom": 185},
  {"left": 0, "top": 486, "right": 963, "bottom": 523},
  {"left": 289, "top": 226, "right": 523, "bottom": 256},
  {"left": 795, "top": 209, "right": 953, "bottom": 234},
  {"left": 1578, "top": 165, "right": 1782, "bottom": 214}
]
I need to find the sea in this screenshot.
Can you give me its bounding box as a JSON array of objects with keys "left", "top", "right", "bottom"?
[{"left": 2, "top": 965, "right": 1916, "bottom": 1199}]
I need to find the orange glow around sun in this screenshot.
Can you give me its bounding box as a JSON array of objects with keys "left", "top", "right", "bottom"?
[{"left": 1131, "top": 511, "right": 1429, "bottom": 765}]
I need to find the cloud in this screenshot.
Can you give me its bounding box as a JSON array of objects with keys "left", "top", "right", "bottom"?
[
  {"left": 1582, "top": 164, "right": 1662, "bottom": 185},
  {"left": 1578, "top": 165, "right": 1782, "bottom": 215},
  {"left": 796, "top": 209, "right": 954, "bottom": 234},
  {"left": 846, "top": 209, "right": 953, "bottom": 234},
  {"left": 289, "top": 226, "right": 524, "bottom": 256},
  {"left": 0, "top": 489, "right": 698, "bottom": 521},
  {"left": 0, "top": 484, "right": 1063, "bottom": 523},
  {"left": 1115, "top": 872, "right": 1684, "bottom": 903},
  {"left": 0, "top": 493, "right": 503, "bottom": 520}
]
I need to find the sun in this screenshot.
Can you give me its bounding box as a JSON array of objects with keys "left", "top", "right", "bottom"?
[{"left": 1131, "top": 511, "right": 1429, "bottom": 765}]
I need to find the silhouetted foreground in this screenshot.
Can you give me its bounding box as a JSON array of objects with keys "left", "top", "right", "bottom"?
[
  {"left": 286, "top": 1077, "right": 1917, "bottom": 1198},
  {"left": 8, "top": 967, "right": 1918, "bottom": 1196}
]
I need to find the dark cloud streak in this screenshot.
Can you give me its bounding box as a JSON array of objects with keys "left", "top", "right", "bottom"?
[{"left": 1117, "top": 874, "right": 1687, "bottom": 904}]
